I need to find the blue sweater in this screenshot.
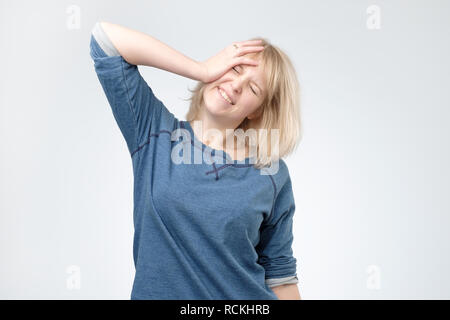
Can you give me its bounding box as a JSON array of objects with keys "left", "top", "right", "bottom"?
[{"left": 90, "top": 23, "right": 299, "bottom": 300}]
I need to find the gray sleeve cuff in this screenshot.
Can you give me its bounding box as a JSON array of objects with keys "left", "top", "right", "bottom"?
[
  {"left": 91, "top": 22, "right": 120, "bottom": 57},
  {"left": 265, "top": 275, "right": 299, "bottom": 288}
]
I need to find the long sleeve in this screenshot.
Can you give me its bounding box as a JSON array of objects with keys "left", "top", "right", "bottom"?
[
  {"left": 256, "top": 174, "right": 299, "bottom": 288},
  {"left": 89, "top": 22, "right": 171, "bottom": 157}
]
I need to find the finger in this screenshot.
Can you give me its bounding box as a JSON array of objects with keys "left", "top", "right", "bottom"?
[
  {"left": 237, "top": 40, "right": 264, "bottom": 47},
  {"left": 236, "top": 46, "right": 265, "bottom": 56},
  {"left": 239, "top": 57, "right": 260, "bottom": 66}
]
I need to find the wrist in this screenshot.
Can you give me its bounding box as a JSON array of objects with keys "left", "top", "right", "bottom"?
[{"left": 196, "top": 61, "right": 207, "bottom": 83}]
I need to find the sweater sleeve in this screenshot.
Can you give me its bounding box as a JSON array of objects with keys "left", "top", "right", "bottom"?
[
  {"left": 256, "top": 174, "right": 299, "bottom": 288},
  {"left": 89, "top": 22, "right": 171, "bottom": 157}
]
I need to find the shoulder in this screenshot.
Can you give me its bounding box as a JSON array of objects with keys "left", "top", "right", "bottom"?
[
  {"left": 259, "top": 158, "right": 291, "bottom": 199},
  {"left": 257, "top": 158, "right": 295, "bottom": 225}
]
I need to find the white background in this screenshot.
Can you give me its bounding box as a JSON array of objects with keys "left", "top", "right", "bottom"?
[{"left": 1, "top": 0, "right": 449, "bottom": 299}]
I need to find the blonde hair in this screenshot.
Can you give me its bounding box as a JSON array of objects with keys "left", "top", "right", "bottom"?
[{"left": 185, "top": 37, "right": 302, "bottom": 169}]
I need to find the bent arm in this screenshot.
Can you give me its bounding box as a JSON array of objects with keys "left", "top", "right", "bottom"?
[{"left": 99, "top": 21, "right": 205, "bottom": 81}]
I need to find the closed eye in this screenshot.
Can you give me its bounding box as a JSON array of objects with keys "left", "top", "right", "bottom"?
[{"left": 232, "top": 66, "right": 258, "bottom": 95}]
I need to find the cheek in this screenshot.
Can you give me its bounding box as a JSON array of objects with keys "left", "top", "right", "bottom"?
[
  {"left": 203, "top": 86, "right": 216, "bottom": 103},
  {"left": 240, "top": 96, "right": 260, "bottom": 114},
  {"left": 205, "top": 83, "right": 221, "bottom": 99}
]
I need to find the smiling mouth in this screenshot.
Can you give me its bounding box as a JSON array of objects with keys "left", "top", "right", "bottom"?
[{"left": 218, "top": 87, "right": 234, "bottom": 105}]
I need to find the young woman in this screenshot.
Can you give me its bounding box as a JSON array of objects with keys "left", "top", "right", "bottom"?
[{"left": 90, "top": 21, "right": 302, "bottom": 300}]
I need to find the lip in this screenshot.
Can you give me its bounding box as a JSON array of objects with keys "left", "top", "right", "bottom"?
[{"left": 218, "top": 86, "right": 235, "bottom": 105}]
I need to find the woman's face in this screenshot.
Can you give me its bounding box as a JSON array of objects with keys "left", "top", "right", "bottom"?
[{"left": 202, "top": 54, "right": 267, "bottom": 126}]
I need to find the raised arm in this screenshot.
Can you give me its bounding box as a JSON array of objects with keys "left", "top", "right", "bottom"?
[
  {"left": 99, "top": 21, "right": 204, "bottom": 81},
  {"left": 90, "top": 22, "right": 178, "bottom": 156}
]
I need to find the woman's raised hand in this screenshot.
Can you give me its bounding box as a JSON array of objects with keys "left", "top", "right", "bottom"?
[{"left": 198, "top": 40, "right": 265, "bottom": 83}]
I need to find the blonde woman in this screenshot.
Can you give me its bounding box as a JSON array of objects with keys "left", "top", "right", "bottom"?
[{"left": 90, "top": 21, "right": 302, "bottom": 300}]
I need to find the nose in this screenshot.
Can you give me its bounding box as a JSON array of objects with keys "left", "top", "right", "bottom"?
[{"left": 231, "top": 76, "right": 243, "bottom": 94}]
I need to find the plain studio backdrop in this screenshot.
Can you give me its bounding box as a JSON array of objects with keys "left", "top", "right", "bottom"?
[{"left": 1, "top": 0, "right": 449, "bottom": 299}]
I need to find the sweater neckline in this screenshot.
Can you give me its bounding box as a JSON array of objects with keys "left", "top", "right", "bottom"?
[{"left": 181, "top": 120, "right": 256, "bottom": 165}]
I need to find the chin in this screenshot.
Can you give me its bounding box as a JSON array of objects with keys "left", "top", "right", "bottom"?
[{"left": 204, "top": 103, "right": 227, "bottom": 120}]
